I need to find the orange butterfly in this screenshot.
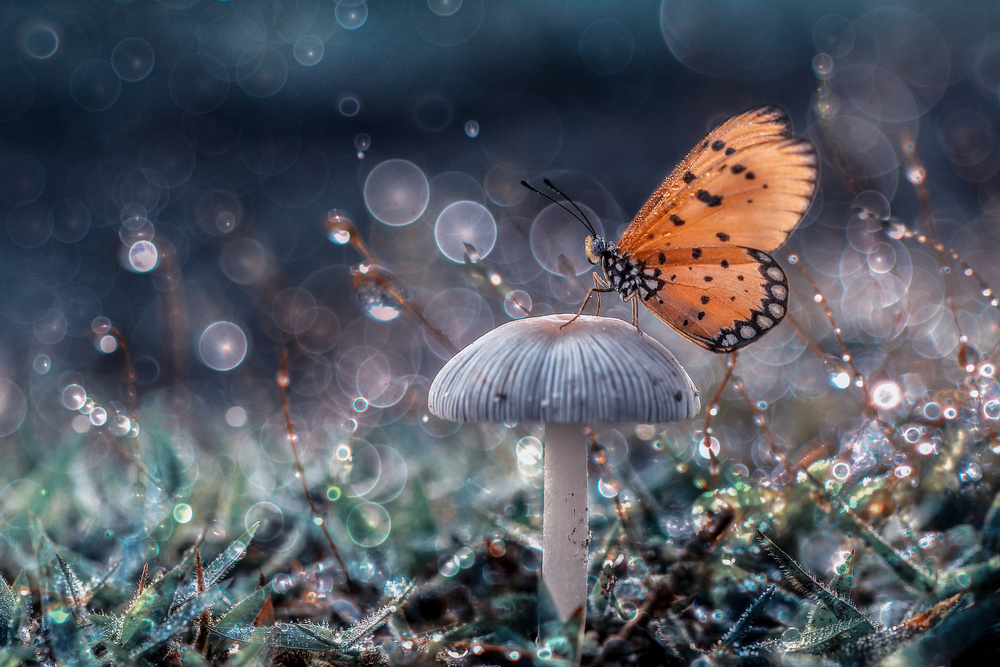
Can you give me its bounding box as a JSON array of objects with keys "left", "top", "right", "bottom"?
[{"left": 530, "top": 105, "right": 818, "bottom": 352}]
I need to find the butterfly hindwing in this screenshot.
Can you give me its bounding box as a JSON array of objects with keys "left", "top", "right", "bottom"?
[
  {"left": 635, "top": 245, "right": 789, "bottom": 353},
  {"left": 618, "top": 105, "right": 818, "bottom": 256}
]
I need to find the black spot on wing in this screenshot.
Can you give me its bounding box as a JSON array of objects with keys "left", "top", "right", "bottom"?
[
  {"left": 691, "top": 248, "right": 702, "bottom": 259},
  {"left": 711, "top": 139, "right": 725, "bottom": 151},
  {"left": 683, "top": 171, "right": 696, "bottom": 184},
  {"left": 701, "top": 295, "right": 710, "bottom": 304},
  {"left": 716, "top": 232, "right": 730, "bottom": 242},
  {"left": 725, "top": 146, "right": 736, "bottom": 156},
  {"left": 696, "top": 189, "right": 723, "bottom": 207},
  {"left": 670, "top": 214, "right": 685, "bottom": 226},
  {"left": 731, "top": 164, "right": 746, "bottom": 174}
]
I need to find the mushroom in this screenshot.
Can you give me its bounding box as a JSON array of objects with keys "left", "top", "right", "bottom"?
[{"left": 428, "top": 314, "right": 699, "bottom": 631}]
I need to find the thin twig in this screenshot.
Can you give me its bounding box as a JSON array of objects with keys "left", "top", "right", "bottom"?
[
  {"left": 704, "top": 352, "right": 738, "bottom": 489},
  {"left": 278, "top": 349, "right": 354, "bottom": 596}
]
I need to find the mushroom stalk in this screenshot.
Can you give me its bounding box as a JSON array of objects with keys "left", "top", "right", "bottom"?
[{"left": 543, "top": 422, "right": 589, "bottom": 623}]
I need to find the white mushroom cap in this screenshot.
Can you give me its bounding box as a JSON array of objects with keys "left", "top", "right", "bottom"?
[{"left": 428, "top": 314, "right": 700, "bottom": 423}]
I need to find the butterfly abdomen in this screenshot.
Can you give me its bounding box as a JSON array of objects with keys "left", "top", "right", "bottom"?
[{"left": 600, "top": 247, "right": 666, "bottom": 304}]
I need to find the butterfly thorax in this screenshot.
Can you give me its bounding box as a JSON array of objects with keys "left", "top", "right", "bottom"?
[{"left": 585, "top": 235, "right": 666, "bottom": 302}]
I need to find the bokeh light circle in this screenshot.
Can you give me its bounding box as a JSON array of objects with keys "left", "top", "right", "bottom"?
[
  {"left": 660, "top": 0, "right": 783, "bottom": 76},
  {"left": 140, "top": 133, "right": 196, "bottom": 187},
  {"left": 364, "top": 159, "right": 430, "bottom": 226},
  {"left": 221, "top": 238, "right": 268, "bottom": 284},
  {"left": 21, "top": 24, "right": 58, "bottom": 59},
  {"left": 434, "top": 201, "right": 496, "bottom": 262},
  {"left": 0, "top": 155, "right": 45, "bottom": 206},
  {"left": 293, "top": 35, "right": 324, "bottom": 66},
  {"left": 245, "top": 501, "right": 284, "bottom": 542},
  {"left": 7, "top": 203, "right": 53, "bottom": 249},
  {"left": 336, "top": 3, "right": 368, "bottom": 30},
  {"left": 812, "top": 14, "right": 855, "bottom": 57},
  {"left": 168, "top": 56, "right": 230, "bottom": 114},
  {"left": 411, "top": 0, "right": 484, "bottom": 47},
  {"left": 195, "top": 189, "right": 242, "bottom": 236},
  {"left": 33, "top": 355, "right": 50, "bottom": 374},
  {"left": 414, "top": 94, "right": 452, "bottom": 132},
  {"left": 49, "top": 199, "right": 91, "bottom": 244},
  {"left": 530, "top": 202, "right": 603, "bottom": 276},
  {"left": 198, "top": 322, "right": 248, "bottom": 371},
  {"left": 346, "top": 502, "right": 391, "bottom": 547},
  {"left": 33, "top": 308, "right": 67, "bottom": 345},
  {"left": 236, "top": 46, "right": 288, "bottom": 98},
  {"left": 70, "top": 60, "right": 121, "bottom": 112},
  {"left": 128, "top": 240, "right": 159, "bottom": 272},
  {"left": 339, "top": 96, "right": 360, "bottom": 116},
  {"left": 199, "top": 13, "right": 267, "bottom": 67},
  {"left": 61, "top": 384, "right": 86, "bottom": 411},
  {"left": 428, "top": 0, "right": 462, "bottom": 17},
  {"left": 112, "top": 38, "right": 155, "bottom": 82}
]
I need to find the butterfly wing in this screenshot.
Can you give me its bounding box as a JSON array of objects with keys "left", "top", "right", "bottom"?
[
  {"left": 635, "top": 244, "right": 788, "bottom": 352},
  {"left": 617, "top": 105, "right": 818, "bottom": 256}
]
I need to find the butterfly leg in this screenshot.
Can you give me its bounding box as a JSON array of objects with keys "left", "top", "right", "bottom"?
[
  {"left": 629, "top": 297, "right": 643, "bottom": 335},
  {"left": 561, "top": 274, "right": 613, "bottom": 329}
]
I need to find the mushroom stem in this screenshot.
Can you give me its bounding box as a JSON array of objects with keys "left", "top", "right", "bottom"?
[{"left": 543, "top": 422, "right": 589, "bottom": 624}]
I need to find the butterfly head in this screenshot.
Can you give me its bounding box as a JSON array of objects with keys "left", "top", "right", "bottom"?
[{"left": 585, "top": 235, "right": 614, "bottom": 265}]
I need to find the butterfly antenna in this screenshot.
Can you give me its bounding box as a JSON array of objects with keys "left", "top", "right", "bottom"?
[
  {"left": 520, "top": 179, "right": 597, "bottom": 237},
  {"left": 542, "top": 179, "right": 598, "bottom": 237}
]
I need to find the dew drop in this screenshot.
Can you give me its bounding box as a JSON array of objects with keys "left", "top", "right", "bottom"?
[
  {"left": 698, "top": 436, "right": 720, "bottom": 459},
  {"left": 33, "top": 354, "right": 50, "bottom": 374},
  {"left": 90, "top": 407, "right": 108, "bottom": 426},
  {"left": 61, "top": 384, "right": 87, "bottom": 410},
  {"left": 907, "top": 166, "right": 926, "bottom": 185},
  {"left": 109, "top": 414, "right": 131, "bottom": 436}
]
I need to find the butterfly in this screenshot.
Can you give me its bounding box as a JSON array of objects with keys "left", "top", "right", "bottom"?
[{"left": 529, "top": 105, "right": 818, "bottom": 353}]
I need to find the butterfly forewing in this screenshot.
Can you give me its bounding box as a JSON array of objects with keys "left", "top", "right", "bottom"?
[
  {"left": 618, "top": 105, "right": 818, "bottom": 256},
  {"left": 636, "top": 245, "right": 789, "bottom": 352}
]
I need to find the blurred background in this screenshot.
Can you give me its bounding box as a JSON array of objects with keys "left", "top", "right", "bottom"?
[{"left": 1, "top": 0, "right": 1000, "bottom": 631}]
